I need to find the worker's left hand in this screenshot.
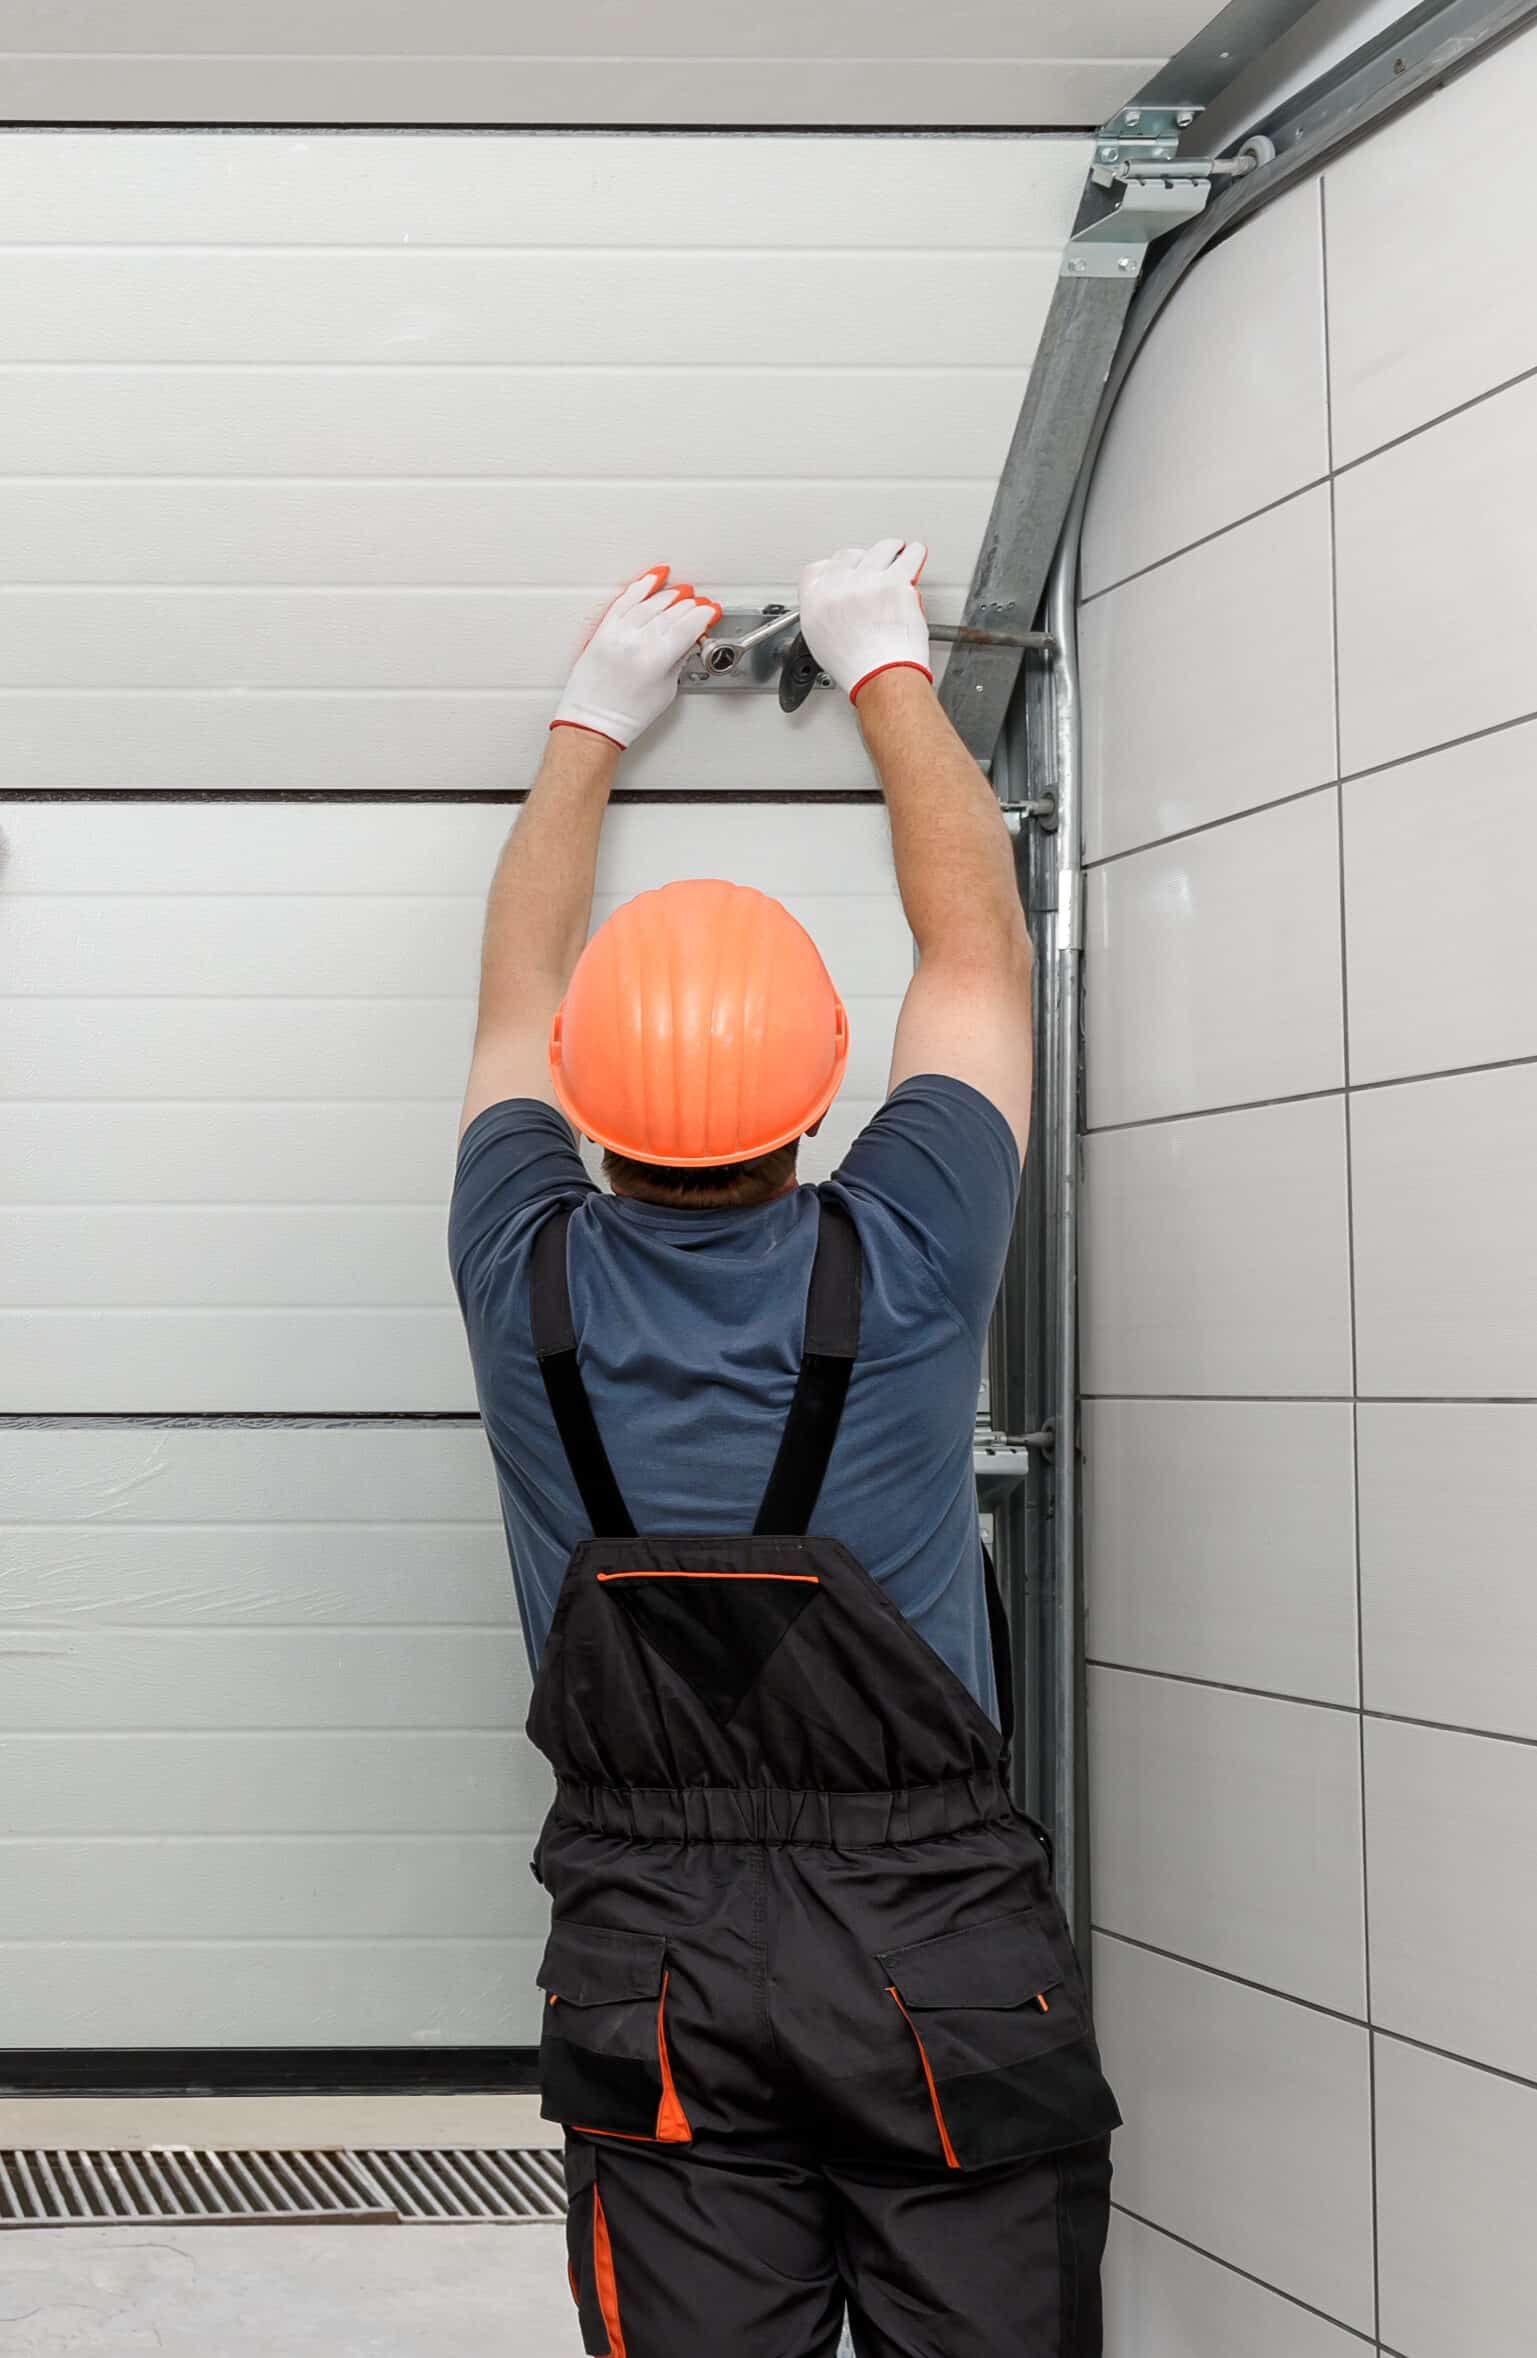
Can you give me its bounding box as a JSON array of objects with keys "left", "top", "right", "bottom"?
[{"left": 551, "top": 565, "right": 723, "bottom": 751}]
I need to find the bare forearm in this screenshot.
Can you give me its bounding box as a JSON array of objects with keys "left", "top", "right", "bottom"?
[
  {"left": 855, "top": 669, "right": 1028, "bottom": 958},
  {"left": 475, "top": 724, "right": 621, "bottom": 1031}
]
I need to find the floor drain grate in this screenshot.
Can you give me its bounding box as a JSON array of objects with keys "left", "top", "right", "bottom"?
[{"left": 0, "top": 2146, "right": 567, "bottom": 2228}]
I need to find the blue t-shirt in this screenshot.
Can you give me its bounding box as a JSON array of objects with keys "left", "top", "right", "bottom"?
[{"left": 448, "top": 1074, "right": 1020, "bottom": 1717}]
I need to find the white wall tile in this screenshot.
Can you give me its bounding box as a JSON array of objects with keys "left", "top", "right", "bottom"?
[
  {"left": 1351, "top": 1065, "right": 1537, "bottom": 1400},
  {"left": 1081, "top": 183, "right": 1330, "bottom": 596},
  {"left": 1376, "top": 2034, "right": 1537, "bottom": 2358},
  {"left": 1085, "top": 788, "right": 1344, "bottom": 1127},
  {"left": 1085, "top": 1400, "right": 1359, "bottom": 1703},
  {"left": 1359, "top": 1404, "right": 1537, "bottom": 1741},
  {"left": 1366, "top": 1717, "right": 1537, "bottom": 2082},
  {"left": 1090, "top": 1669, "right": 1365, "bottom": 2013},
  {"left": 1092, "top": 1935, "right": 1376, "bottom": 2331},
  {"left": 1325, "top": 23, "right": 1537, "bottom": 463},
  {"left": 1343, "top": 718, "right": 1537, "bottom": 1085},
  {"left": 1081, "top": 1098, "right": 1353, "bottom": 1397},
  {"left": 1105, "top": 2210, "right": 1366, "bottom": 2358},
  {"left": 1335, "top": 372, "right": 1537, "bottom": 776},
  {"left": 1081, "top": 488, "right": 1337, "bottom": 862}
]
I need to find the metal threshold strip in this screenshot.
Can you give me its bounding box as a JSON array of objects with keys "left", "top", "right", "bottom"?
[{"left": 0, "top": 2145, "right": 566, "bottom": 2228}]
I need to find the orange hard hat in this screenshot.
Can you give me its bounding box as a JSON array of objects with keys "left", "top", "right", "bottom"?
[{"left": 550, "top": 879, "right": 850, "bottom": 1167}]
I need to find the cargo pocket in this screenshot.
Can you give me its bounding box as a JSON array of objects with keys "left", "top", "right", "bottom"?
[
  {"left": 879, "top": 1908, "right": 1121, "bottom": 2171},
  {"left": 537, "top": 1921, "right": 692, "bottom": 2145},
  {"left": 562, "top": 2139, "right": 627, "bottom": 2357}
]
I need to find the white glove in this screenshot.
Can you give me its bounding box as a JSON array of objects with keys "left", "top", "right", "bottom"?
[
  {"left": 552, "top": 565, "right": 723, "bottom": 750},
  {"left": 796, "top": 538, "right": 933, "bottom": 706}
]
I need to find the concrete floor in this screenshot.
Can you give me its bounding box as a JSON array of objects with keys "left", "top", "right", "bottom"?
[
  {"left": 0, "top": 2223, "right": 575, "bottom": 2357},
  {"left": 0, "top": 2096, "right": 573, "bottom": 2357}
]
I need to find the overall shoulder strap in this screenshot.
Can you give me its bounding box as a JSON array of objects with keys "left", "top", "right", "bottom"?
[
  {"left": 528, "top": 1206, "right": 636, "bottom": 1540},
  {"left": 754, "top": 1188, "right": 863, "bottom": 1536}
]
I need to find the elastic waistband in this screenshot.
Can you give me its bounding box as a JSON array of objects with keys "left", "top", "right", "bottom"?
[{"left": 552, "top": 1770, "right": 1014, "bottom": 1846}]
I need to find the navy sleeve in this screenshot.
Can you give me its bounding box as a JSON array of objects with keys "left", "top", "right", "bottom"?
[
  {"left": 831, "top": 1074, "right": 1021, "bottom": 1339},
  {"left": 447, "top": 1097, "right": 596, "bottom": 1305}
]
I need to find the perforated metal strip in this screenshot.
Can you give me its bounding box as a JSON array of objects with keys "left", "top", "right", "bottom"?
[{"left": 0, "top": 2145, "right": 566, "bottom": 2227}]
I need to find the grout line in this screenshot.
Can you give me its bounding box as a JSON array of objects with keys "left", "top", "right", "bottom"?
[
  {"left": 1079, "top": 1392, "right": 1537, "bottom": 1405},
  {"left": 1076, "top": 477, "right": 1332, "bottom": 607},
  {"left": 1087, "top": 1661, "right": 1537, "bottom": 1750},
  {"left": 1373, "top": 2022, "right": 1537, "bottom": 2100},
  {"left": 1083, "top": 1049, "right": 1537, "bottom": 1139},
  {"left": 1087, "top": 1659, "right": 1358, "bottom": 1716},
  {"left": 1324, "top": 154, "right": 1381, "bottom": 2348},
  {"left": 1082, "top": 778, "right": 1339, "bottom": 872},
  {"left": 1096, "top": 1942, "right": 1537, "bottom": 2100},
  {"left": 1365, "top": 1708, "right": 1537, "bottom": 1753},
  {"left": 1093, "top": 1927, "right": 1369, "bottom": 2029},
  {"left": 1109, "top": 2204, "right": 1377, "bottom": 2346},
  {"left": 1333, "top": 701, "right": 1537, "bottom": 792},
  {"left": 1085, "top": 1083, "right": 1344, "bottom": 1137},
  {"left": 1333, "top": 349, "right": 1537, "bottom": 482}
]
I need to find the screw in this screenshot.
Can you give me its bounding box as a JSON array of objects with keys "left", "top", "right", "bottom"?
[
  {"left": 1123, "top": 108, "right": 1141, "bottom": 127},
  {"left": 762, "top": 601, "right": 786, "bottom": 615},
  {"left": 1100, "top": 144, "right": 1119, "bottom": 161},
  {"left": 1065, "top": 257, "right": 1087, "bottom": 274},
  {"left": 1176, "top": 109, "right": 1195, "bottom": 127}
]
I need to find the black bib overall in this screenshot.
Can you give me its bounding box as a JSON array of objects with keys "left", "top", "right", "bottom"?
[{"left": 525, "top": 1189, "right": 1120, "bottom": 2358}]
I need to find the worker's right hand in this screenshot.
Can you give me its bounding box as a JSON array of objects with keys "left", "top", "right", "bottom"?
[
  {"left": 796, "top": 539, "right": 933, "bottom": 707},
  {"left": 551, "top": 564, "right": 723, "bottom": 751}
]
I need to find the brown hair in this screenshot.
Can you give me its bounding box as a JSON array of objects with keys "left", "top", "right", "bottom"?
[{"left": 601, "top": 1141, "right": 800, "bottom": 1211}]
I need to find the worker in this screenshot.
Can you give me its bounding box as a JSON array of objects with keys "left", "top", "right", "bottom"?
[{"left": 449, "top": 540, "right": 1119, "bottom": 2358}]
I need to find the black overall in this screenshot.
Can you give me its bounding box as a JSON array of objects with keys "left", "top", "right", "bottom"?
[{"left": 525, "top": 1189, "right": 1120, "bottom": 2358}]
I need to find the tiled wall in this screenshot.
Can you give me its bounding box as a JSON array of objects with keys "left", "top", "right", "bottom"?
[
  {"left": 0, "top": 131, "right": 1084, "bottom": 2045},
  {"left": 1079, "top": 38, "right": 1537, "bottom": 2358}
]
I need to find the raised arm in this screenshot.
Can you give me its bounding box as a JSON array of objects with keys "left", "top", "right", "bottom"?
[
  {"left": 798, "top": 540, "right": 1034, "bottom": 1160},
  {"left": 458, "top": 565, "right": 721, "bottom": 1138}
]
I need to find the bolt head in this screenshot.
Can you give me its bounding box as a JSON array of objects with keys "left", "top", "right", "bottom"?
[
  {"left": 1066, "top": 258, "right": 1087, "bottom": 274},
  {"left": 1101, "top": 144, "right": 1119, "bottom": 161},
  {"left": 1123, "top": 108, "right": 1141, "bottom": 126},
  {"left": 1176, "top": 109, "right": 1194, "bottom": 127},
  {"left": 1116, "top": 255, "right": 1134, "bottom": 272}
]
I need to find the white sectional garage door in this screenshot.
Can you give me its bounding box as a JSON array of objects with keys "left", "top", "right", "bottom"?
[{"left": 0, "top": 129, "right": 1083, "bottom": 2048}]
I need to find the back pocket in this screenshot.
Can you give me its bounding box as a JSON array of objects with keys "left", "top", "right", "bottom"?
[
  {"left": 537, "top": 1920, "right": 692, "bottom": 2144},
  {"left": 879, "top": 1908, "right": 1121, "bottom": 2171}
]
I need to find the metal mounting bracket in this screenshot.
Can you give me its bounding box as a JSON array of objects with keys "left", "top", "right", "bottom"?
[{"left": 1061, "top": 171, "right": 1215, "bottom": 280}]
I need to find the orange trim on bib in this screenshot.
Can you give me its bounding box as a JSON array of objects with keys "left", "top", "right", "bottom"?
[{"left": 596, "top": 1571, "right": 819, "bottom": 1584}]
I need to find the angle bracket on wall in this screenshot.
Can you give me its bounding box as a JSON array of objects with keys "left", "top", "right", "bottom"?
[{"left": 1061, "top": 106, "right": 1270, "bottom": 279}]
